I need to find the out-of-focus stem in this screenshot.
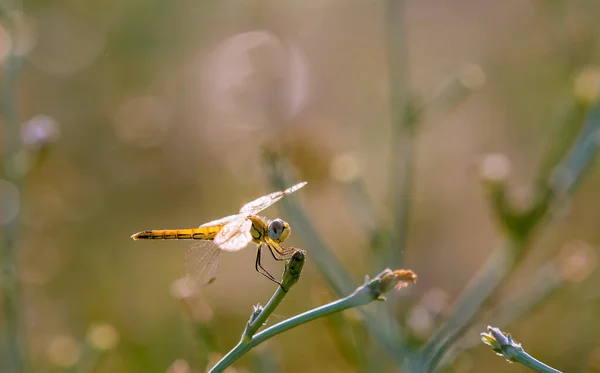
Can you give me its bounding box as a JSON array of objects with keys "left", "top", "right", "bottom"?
[
  {"left": 421, "top": 96, "right": 600, "bottom": 371},
  {"left": 385, "top": 0, "right": 413, "bottom": 268},
  {"left": 264, "top": 156, "right": 412, "bottom": 361},
  {"left": 422, "top": 239, "right": 519, "bottom": 369},
  {"left": 0, "top": 9, "right": 26, "bottom": 373}
]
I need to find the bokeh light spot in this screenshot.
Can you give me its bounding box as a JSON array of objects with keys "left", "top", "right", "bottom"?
[
  {"left": 479, "top": 153, "right": 511, "bottom": 182},
  {"left": 330, "top": 152, "right": 362, "bottom": 183},
  {"left": 458, "top": 64, "right": 486, "bottom": 90},
  {"left": 86, "top": 323, "right": 119, "bottom": 350},
  {"left": 202, "top": 30, "right": 308, "bottom": 130},
  {"left": 46, "top": 335, "right": 80, "bottom": 367},
  {"left": 407, "top": 305, "right": 433, "bottom": 339},
  {"left": 557, "top": 240, "right": 597, "bottom": 283},
  {"left": 421, "top": 287, "right": 450, "bottom": 315},
  {"left": 574, "top": 66, "right": 600, "bottom": 104},
  {"left": 9, "top": 11, "right": 37, "bottom": 56},
  {"left": 28, "top": 10, "right": 105, "bottom": 75},
  {"left": 166, "top": 359, "right": 191, "bottom": 373}
]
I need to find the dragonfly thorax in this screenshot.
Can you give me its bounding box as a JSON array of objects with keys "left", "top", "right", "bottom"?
[{"left": 247, "top": 215, "right": 290, "bottom": 244}]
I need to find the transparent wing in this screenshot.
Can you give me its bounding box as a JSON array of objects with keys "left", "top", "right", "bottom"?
[
  {"left": 185, "top": 240, "right": 222, "bottom": 290},
  {"left": 239, "top": 181, "right": 307, "bottom": 216},
  {"left": 200, "top": 214, "right": 241, "bottom": 228},
  {"left": 214, "top": 218, "right": 252, "bottom": 252}
]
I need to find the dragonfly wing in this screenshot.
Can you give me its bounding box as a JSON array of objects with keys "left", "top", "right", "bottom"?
[
  {"left": 214, "top": 218, "right": 252, "bottom": 252},
  {"left": 200, "top": 214, "right": 240, "bottom": 228},
  {"left": 185, "top": 240, "right": 222, "bottom": 290},
  {"left": 239, "top": 181, "right": 307, "bottom": 216}
]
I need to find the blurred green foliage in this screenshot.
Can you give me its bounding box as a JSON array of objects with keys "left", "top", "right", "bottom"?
[{"left": 2, "top": 1, "right": 600, "bottom": 372}]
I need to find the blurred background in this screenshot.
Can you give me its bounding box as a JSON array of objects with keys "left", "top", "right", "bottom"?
[{"left": 2, "top": 0, "right": 600, "bottom": 372}]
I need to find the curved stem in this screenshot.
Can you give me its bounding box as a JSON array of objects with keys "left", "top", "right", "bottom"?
[
  {"left": 209, "top": 269, "right": 416, "bottom": 373},
  {"left": 482, "top": 326, "right": 563, "bottom": 373},
  {"left": 243, "top": 249, "right": 305, "bottom": 339},
  {"left": 516, "top": 351, "right": 562, "bottom": 373}
]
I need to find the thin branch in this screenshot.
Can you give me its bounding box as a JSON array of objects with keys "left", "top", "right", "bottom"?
[
  {"left": 209, "top": 250, "right": 306, "bottom": 373},
  {"left": 209, "top": 268, "right": 416, "bottom": 373},
  {"left": 482, "top": 326, "right": 563, "bottom": 373}
]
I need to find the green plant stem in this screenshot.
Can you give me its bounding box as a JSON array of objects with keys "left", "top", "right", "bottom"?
[
  {"left": 210, "top": 269, "right": 414, "bottom": 373},
  {"left": 211, "top": 290, "right": 369, "bottom": 373},
  {"left": 0, "top": 10, "right": 26, "bottom": 373},
  {"left": 482, "top": 326, "right": 562, "bottom": 373},
  {"left": 209, "top": 251, "right": 304, "bottom": 372},
  {"left": 491, "top": 262, "right": 564, "bottom": 328},
  {"left": 514, "top": 352, "right": 563, "bottom": 373},
  {"left": 434, "top": 260, "right": 567, "bottom": 371},
  {"left": 243, "top": 280, "right": 290, "bottom": 339}
]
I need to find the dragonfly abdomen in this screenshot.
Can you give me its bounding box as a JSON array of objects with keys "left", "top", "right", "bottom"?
[{"left": 131, "top": 227, "right": 221, "bottom": 240}]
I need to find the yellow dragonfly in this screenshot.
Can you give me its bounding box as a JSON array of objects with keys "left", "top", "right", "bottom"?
[{"left": 131, "top": 181, "right": 307, "bottom": 288}]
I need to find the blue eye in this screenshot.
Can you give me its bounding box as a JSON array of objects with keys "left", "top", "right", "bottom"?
[{"left": 269, "top": 219, "right": 285, "bottom": 240}]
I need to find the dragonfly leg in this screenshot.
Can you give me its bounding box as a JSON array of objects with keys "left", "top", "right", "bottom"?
[
  {"left": 255, "top": 245, "right": 282, "bottom": 287},
  {"left": 267, "top": 243, "right": 297, "bottom": 261}
]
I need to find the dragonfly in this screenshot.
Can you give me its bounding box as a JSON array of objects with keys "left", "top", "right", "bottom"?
[{"left": 131, "top": 181, "right": 307, "bottom": 289}]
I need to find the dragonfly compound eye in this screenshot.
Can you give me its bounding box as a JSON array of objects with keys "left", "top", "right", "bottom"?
[{"left": 269, "top": 219, "right": 289, "bottom": 242}]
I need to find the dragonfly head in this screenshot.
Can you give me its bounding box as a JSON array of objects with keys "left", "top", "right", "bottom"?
[{"left": 268, "top": 218, "right": 290, "bottom": 243}]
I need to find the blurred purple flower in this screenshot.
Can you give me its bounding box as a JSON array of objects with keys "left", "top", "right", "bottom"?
[{"left": 20, "top": 114, "right": 60, "bottom": 149}]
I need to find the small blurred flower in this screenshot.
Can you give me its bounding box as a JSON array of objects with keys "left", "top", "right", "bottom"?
[
  {"left": 20, "top": 114, "right": 60, "bottom": 149},
  {"left": 557, "top": 240, "right": 597, "bottom": 283},
  {"left": 574, "top": 66, "right": 600, "bottom": 104},
  {"left": 330, "top": 152, "right": 362, "bottom": 183},
  {"left": 166, "top": 359, "right": 190, "bottom": 373},
  {"left": 86, "top": 323, "right": 119, "bottom": 351},
  {"left": 46, "top": 335, "right": 80, "bottom": 367},
  {"left": 479, "top": 153, "right": 511, "bottom": 183}
]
